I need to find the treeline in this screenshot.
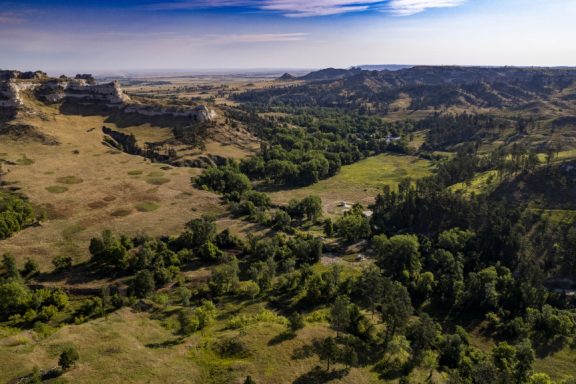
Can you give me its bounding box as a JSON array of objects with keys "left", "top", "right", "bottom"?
[
  {"left": 0, "top": 191, "right": 35, "bottom": 239},
  {"left": 418, "top": 112, "right": 539, "bottom": 151},
  {"left": 0, "top": 253, "right": 69, "bottom": 324}
]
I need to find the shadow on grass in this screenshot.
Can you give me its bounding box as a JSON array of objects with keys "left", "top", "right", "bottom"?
[
  {"left": 293, "top": 366, "right": 349, "bottom": 384},
  {"left": 268, "top": 330, "right": 297, "bottom": 346},
  {"left": 145, "top": 337, "right": 185, "bottom": 349},
  {"left": 533, "top": 335, "right": 568, "bottom": 358}
]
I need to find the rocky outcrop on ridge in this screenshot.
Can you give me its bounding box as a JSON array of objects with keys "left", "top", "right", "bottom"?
[{"left": 0, "top": 70, "right": 216, "bottom": 123}]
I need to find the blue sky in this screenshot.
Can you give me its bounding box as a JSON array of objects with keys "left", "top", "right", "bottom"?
[{"left": 0, "top": 0, "right": 575, "bottom": 73}]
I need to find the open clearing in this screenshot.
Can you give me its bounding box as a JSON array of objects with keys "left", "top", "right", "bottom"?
[{"left": 269, "top": 153, "right": 433, "bottom": 214}]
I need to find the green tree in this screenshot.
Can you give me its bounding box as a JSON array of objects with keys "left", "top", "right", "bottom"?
[
  {"left": 336, "top": 213, "right": 371, "bottom": 242},
  {"left": 0, "top": 280, "right": 31, "bottom": 318},
  {"left": 330, "top": 296, "right": 351, "bottom": 337},
  {"left": 314, "top": 337, "right": 340, "bottom": 371},
  {"left": 89, "top": 230, "right": 128, "bottom": 269},
  {"left": 272, "top": 210, "right": 291, "bottom": 231},
  {"left": 133, "top": 269, "right": 155, "bottom": 298},
  {"left": 406, "top": 313, "right": 439, "bottom": 361},
  {"left": 185, "top": 215, "right": 217, "bottom": 248},
  {"left": 198, "top": 241, "right": 223, "bottom": 261},
  {"left": 289, "top": 312, "right": 305, "bottom": 332},
  {"left": 323, "top": 218, "right": 334, "bottom": 237},
  {"left": 300, "top": 195, "right": 323, "bottom": 222},
  {"left": 380, "top": 282, "right": 413, "bottom": 347},
  {"left": 374, "top": 234, "right": 421, "bottom": 283},
  {"left": 209, "top": 258, "right": 239, "bottom": 296},
  {"left": 358, "top": 265, "right": 385, "bottom": 316},
  {"left": 2, "top": 253, "right": 20, "bottom": 280}
]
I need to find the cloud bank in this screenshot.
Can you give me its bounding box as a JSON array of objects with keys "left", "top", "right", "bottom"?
[
  {"left": 145, "top": 0, "right": 467, "bottom": 17},
  {"left": 387, "top": 0, "right": 467, "bottom": 16}
]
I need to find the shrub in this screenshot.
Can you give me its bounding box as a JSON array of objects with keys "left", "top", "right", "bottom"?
[
  {"left": 216, "top": 337, "right": 251, "bottom": 358},
  {"left": 52, "top": 255, "right": 73, "bottom": 271},
  {"left": 227, "top": 310, "right": 288, "bottom": 329},
  {"left": 239, "top": 280, "right": 260, "bottom": 299},
  {"left": 58, "top": 346, "right": 79, "bottom": 370}
]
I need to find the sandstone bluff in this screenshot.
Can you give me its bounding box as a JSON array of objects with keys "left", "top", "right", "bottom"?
[{"left": 0, "top": 70, "right": 216, "bottom": 122}]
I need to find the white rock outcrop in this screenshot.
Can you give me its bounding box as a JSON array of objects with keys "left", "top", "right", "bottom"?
[{"left": 1, "top": 76, "right": 215, "bottom": 123}]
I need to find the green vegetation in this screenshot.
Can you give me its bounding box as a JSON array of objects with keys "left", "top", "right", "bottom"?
[
  {"left": 45, "top": 185, "right": 68, "bottom": 194},
  {"left": 297, "top": 153, "right": 432, "bottom": 194},
  {"left": 0, "top": 192, "right": 35, "bottom": 239},
  {"left": 4, "top": 67, "right": 576, "bottom": 384},
  {"left": 135, "top": 202, "right": 160, "bottom": 212}
]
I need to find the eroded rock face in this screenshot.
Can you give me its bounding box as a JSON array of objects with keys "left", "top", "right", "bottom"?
[
  {"left": 37, "top": 79, "right": 129, "bottom": 105},
  {"left": 0, "top": 71, "right": 216, "bottom": 123},
  {"left": 122, "top": 103, "right": 216, "bottom": 122},
  {"left": 0, "top": 81, "right": 37, "bottom": 109}
]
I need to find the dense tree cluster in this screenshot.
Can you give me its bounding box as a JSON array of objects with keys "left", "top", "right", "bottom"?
[
  {"left": 225, "top": 107, "right": 412, "bottom": 187},
  {"left": 0, "top": 191, "right": 35, "bottom": 239}
]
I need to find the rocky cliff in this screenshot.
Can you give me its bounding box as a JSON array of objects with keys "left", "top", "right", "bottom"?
[{"left": 0, "top": 70, "right": 216, "bottom": 123}]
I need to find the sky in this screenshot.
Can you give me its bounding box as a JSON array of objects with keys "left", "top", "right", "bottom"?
[{"left": 0, "top": 0, "right": 575, "bottom": 73}]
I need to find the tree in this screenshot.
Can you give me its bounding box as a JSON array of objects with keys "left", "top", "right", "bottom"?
[
  {"left": 185, "top": 215, "right": 217, "bottom": 248},
  {"left": 289, "top": 312, "right": 305, "bottom": 332},
  {"left": 374, "top": 234, "right": 421, "bottom": 284},
  {"left": 133, "top": 269, "right": 155, "bottom": 298},
  {"left": 89, "top": 230, "right": 128, "bottom": 269},
  {"left": 272, "top": 210, "right": 291, "bottom": 231},
  {"left": 198, "top": 241, "right": 223, "bottom": 261},
  {"left": 58, "top": 346, "right": 79, "bottom": 370},
  {"left": 313, "top": 337, "right": 340, "bottom": 371},
  {"left": 209, "top": 258, "right": 239, "bottom": 296},
  {"left": 515, "top": 339, "right": 535, "bottom": 383},
  {"left": 2, "top": 253, "right": 20, "bottom": 280},
  {"left": 323, "top": 218, "right": 334, "bottom": 237},
  {"left": 438, "top": 227, "right": 474, "bottom": 253},
  {"left": 380, "top": 282, "right": 413, "bottom": 347},
  {"left": 406, "top": 313, "right": 439, "bottom": 361},
  {"left": 300, "top": 195, "right": 323, "bottom": 222},
  {"left": 358, "top": 265, "right": 385, "bottom": 316},
  {"left": 492, "top": 342, "right": 516, "bottom": 381},
  {"left": 0, "top": 280, "right": 32, "bottom": 318},
  {"left": 330, "top": 296, "right": 351, "bottom": 337},
  {"left": 336, "top": 213, "right": 371, "bottom": 242}
]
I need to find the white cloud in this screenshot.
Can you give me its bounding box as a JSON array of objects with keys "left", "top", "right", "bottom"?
[
  {"left": 202, "top": 32, "right": 308, "bottom": 43},
  {"left": 387, "top": 0, "right": 467, "bottom": 16},
  {"left": 259, "top": 1, "right": 384, "bottom": 17},
  {"left": 144, "top": 0, "right": 386, "bottom": 17}
]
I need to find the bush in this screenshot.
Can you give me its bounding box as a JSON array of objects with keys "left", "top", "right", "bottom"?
[
  {"left": 52, "top": 255, "right": 73, "bottom": 271},
  {"left": 239, "top": 280, "right": 260, "bottom": 299},
  {"left": 227, "top": 310, "right": 288, "bottom": 329},
  {"left": 216, "top": 337, "right": 251, "bottom": 358},
  {"left": 289, "top": 312, "right": 305, "bottom": 332},
  {"left": 22, "top": 258, "right": 40, "bottom": 277},
  {"left": 58, "top": 346, "right": 79, "bottom": 370}
]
